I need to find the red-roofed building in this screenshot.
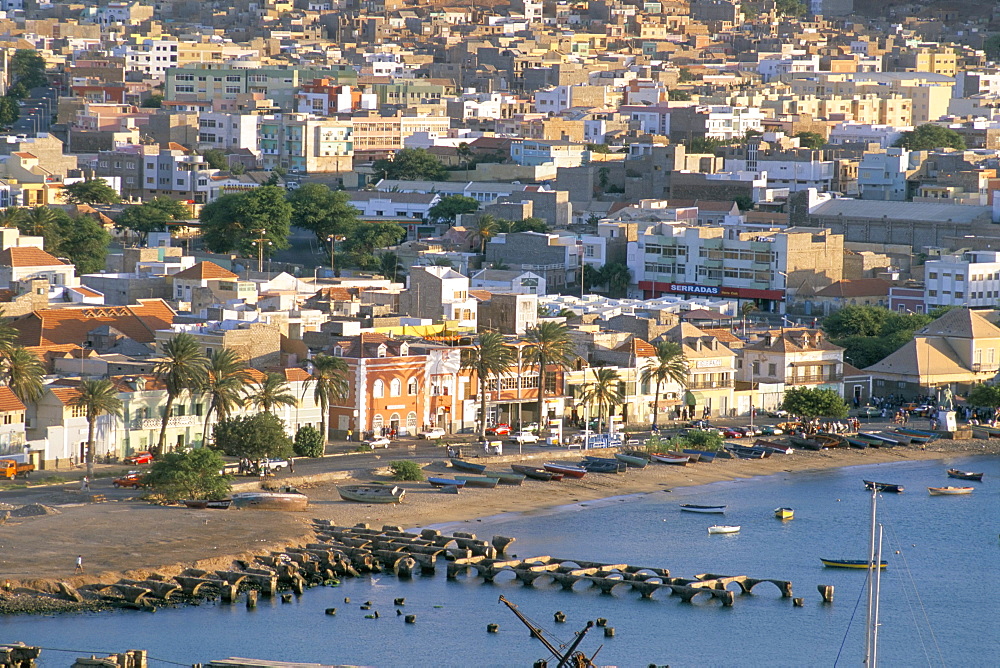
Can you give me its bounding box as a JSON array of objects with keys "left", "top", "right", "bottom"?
[
  {"left": 11, "top": 300, "right": 176, "bottom": 350},
  {"left": 169, "top": 261, "right": 257, "bottom": 310},
  {"left": 0, "top": 247, "right": 76, "bottom": 287},
  {"left": 0, "top": 387, "right": 26, "bottom": 460}
]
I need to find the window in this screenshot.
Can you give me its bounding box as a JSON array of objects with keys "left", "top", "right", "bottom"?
[
  {"left": 373, "top": 379, "right": 384, "bottom": 398},
  {"left": 407, "top": 378, "right": 417, "bottom": 395},
  {"left": 768, "top": 363, "right": 776, "bottom": 376},
  {"left": 225, "top": 86, "right": 240, "bottom": 94},
  {"left": 390, "top": 378, "right": 402, "bottom": 396},
  {"left": 406, "top": 412, "right": 417, "bottom": 431},
  {"left": 70, "top": 404, "right": 87, "bottom": 418}
]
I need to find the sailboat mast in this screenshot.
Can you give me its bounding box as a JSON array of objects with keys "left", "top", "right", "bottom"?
[
  {"left": 863, "top": 487, "right": 877, "bottom": 665},
  {"left": 871, "top": 523, "right": 884, "bottom": 668}
]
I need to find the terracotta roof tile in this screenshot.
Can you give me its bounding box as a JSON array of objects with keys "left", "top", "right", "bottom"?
[
  {"left": 171, "top": 261, "right": 238, "bottom": 281},
  {"left": 0, "top": 387, "right": 25, "bottom": 412},
  {"left": 11, "top": 300, "right": 176, "bottom": 347},
  {"left": 49, "top": 387, "right": 82, "bottom": 405},
  {"left": 0, "top": 247, "right": 67, "bottom": 267}
]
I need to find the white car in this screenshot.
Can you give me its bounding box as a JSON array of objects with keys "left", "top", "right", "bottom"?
[
  {"left": 364, "top": 437, "right": 391, "bottom": 449},
  {"left": 260, "top": 458, "right": 289, "bottom": 472},
  {"left": 510, "top": 431, "right": 539, "bottom": 444},
  {"left": 418, "top": 427, "right": 446, "bottom": 440}
]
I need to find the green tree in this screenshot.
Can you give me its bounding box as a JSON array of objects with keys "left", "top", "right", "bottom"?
[
  {"left": 199, "top": 185, "right": 292, "bottom": 258},
  {"left": 144, "top": 448, "right": 231, "bottom": 502},
  {"left": 781, "top": 387, "right": 848, "bottom": 418},
  {"left": 372, "top": 148, "right": 448, "bottom": 181},
  {"left": 308, "top": 354, "right": 349, "bottom": 442},
  {"left": 2, "top": 345, "right": 45, "bottom": 405},
  {"left": 775, "top": 0, "right": 806, "bottom": 16},
  {"left": 212, "top": 412, "right": 293, "bottom": 464},
  {"left": 967, "top": 383, "right": 1000, "bottom": 413},
  {"left": 389, "top": 460, "right": 424, "bottom": 481},
  {"left": 823, "top": 306, "right": 932, "bottom": 368},
  {"left": 200, "top": 148, "right": 228, "bottom": 170},
  {"left": 986, "top": 34, "right": 1000, "bottom": 60},
  {"left": 69, "top": 379, "right": 123, "bottom": 479},
  {"left": 153, "top": 333, "right": 208, "bottom": 456},
  {"left": 0, "top": 207, "right": 24, "bottom": 228},
  {"left": 686, "top": 136, "right": 731, "bottom": 153},
  {"left": 140, "top": 94, "right": 164, "bottom": 108},
  {"left": 461, "top": 331, "right": 515, "bottom": 440},
  {"left": 667, "top": 90, "right": 691, "bottom": 101},
  {"left": 427, "top": 194, "right": 479, "bottom": 223},
  {"left": 115, "top": 197, "right": 189, "bottom": 245},
  {"left": 581, "top": 368, "right": 624, "bottom": 433},
  {"left": 11, "top": 49, "right": 47, "bottom": 90},
  {"left": 341, "top": 222, "right": 406, "bottom": 268},
  {"left": 377, "top": 251, "right": 406, "bottom": 282},
  {"left": 893, "top": 124, "right": 966, "bottom": 151},
  {"left": 733, "top": 194, "right": 755, "bottom": 211},
  {"left": 457, "top": 141, "right": 473, "bottom": 178},
  {"left": 200, "top": 348, "right": 251, "bottom": 447},
  {"left": 245, "top": 372, "right": 298, "bottom": 413},
  {"left": 472, "top": 214, "right": 500, "bottom": 255},
  {"left": 586, "top": 143, "right": 612, "bottom": 154},
  {"left": 641, "top": 341, "right": 689, "bottom": 428},
  {"left": 287, "top": 184, "right": 361, "bottom": 248},
  {"left": 678, "top": 68, "right": 696, "bottom": 82},
  {"left": 795, "top": 131, "right": 826, "bottom": 149},
  {"left": 599, "top": 262, "right": 632, "bottom": 297},
  {"left": 20, "top": 208, "right": 112, "bottom": 274},
  {"left": 523, "top": 321, "right": 574, "bottom": 427},
  {"left": 511, "top": 217, "right": 548, "bottom": 233},
  {"left": 63, "top": 178, "right": 121, "bottom": 205},
  {"left": 0, "top": 97, "right": 18, "bottom": 126},
  {"left": 293, "top": 425, "right": 325, "bottom": 458}
]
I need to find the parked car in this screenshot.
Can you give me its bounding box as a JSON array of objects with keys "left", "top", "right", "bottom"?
[
  {"left": 363, "top": 437, "right": 391, "bottom": 450},
  {"left": 856, "top": 406, "right": 881, "bottom": 418},
  {"left": 767, "top": 410, "right": 789, "bottom": 419},
  {"left": 520, "top": 422, "right": 540, "bottom": 433},
  {"left": 124, "top": 451, "right": 154, "bottom": 465},
  {"left": 260, "top": 458, "right": 289, "bottom": 472},
  {"left": 741, "top": 425, "right": 762, "bottom": 436},
  {"left": 113, "top": 472, "right": 145, "bottom": 489},
  {"left": 510, "top": 431, "right": 539, "bottom": 444},
  {"left": 760, "top": 425, "right": 784, "bottom": 436},
  {"left": 722, "top": 428, "right": 744, "bottom": 438},
  {"left": 485, "top": 424, "right": 512, "bottom": 436},
  {"left": 418, "top": 427, "right": 446, "bottom": 440}
]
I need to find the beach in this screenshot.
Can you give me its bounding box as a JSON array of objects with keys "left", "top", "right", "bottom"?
[{"left": 0, "top": 436, "right": 995, "bottom": 610}]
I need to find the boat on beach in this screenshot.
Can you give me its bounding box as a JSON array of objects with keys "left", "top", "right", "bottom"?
[
  {"left": 774, "top": 507, "right": 794, "bottom": 520},
  {"left": 725, "top": 445, "right": 768, "bottom": 459},
  {"left": 543, "top": 462, "right": 587, "bottom": 478},
  {"left": 864, "top": 480, "right": 904, "bottom": 493},
  {"left": 455, "top": 476, "right": 500, "bottom": 489},
  {"left": 650, "top": 453, "right": 689, "bottom": 465},
  {"left": 860, "top": 432, "right": 903, "bottom": 446},
  {"left": 205, "top": 499, "right": 232, "bottom": 509},
  {"left": 683, "top": 448, "right": 716, "bottom": 462},
  {"left": 614, "top": 452, "right": 648, "bottom": 468},
  {"left": 580, "top": 459, "right": 622, "bottom": 473},
  {"left": 482, "top": 470, "right": 526, "bottom": 485},
  {"left": 947, "top": 469, "right": 983, "bottom": 481},
  {"left": 928, "top": 486, "right": 974, "bottom": 495},
  {"left": 450, "top": 458, "right": 487, "bottom": 474},
  {"left": 680, "top": 504, "right": 726, "bottom": 514},
  {"left": 844, "top": 437, "right": 871, "bottom": 449},
  {"left": 337, "top": 484, "right": 406, "bottom": 504},
  {"left": 821, "top": 558, "right": 888, "bottom": 569},
  {"left": 789, "top": 435, "right": 826, "bottom": 451},
  {"left": 708, "top": 525, "right": 740, "bottom": 534},
  {"left": 510, "top": 464, "right": 563, "bottom": 481},
  {"left": 231, "top": 491, "right": 309, "bottom": 511},
  {"left": 427, "top": 477, "right": 466, "bottom": 488}
]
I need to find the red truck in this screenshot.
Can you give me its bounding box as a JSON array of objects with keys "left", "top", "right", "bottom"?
[{"left": 0, "top": 459, "right": 34, "bottom": 480}]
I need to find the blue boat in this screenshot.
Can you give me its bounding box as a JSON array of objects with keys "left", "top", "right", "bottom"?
[
  {"left": 450, "top": 458, "right": 486, "bottom": 474},
  {"left": 896, "top": 427, "right": 939, "bottom": 441},
  {"left": 428, "top": 477, "right": 466, "bottom": 488},
  {"left": 683, "top": 449, "right": 715, "bottom": 462}
]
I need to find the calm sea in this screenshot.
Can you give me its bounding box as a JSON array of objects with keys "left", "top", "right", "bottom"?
[{"left": 4, "top": 456, "right": 999, "bottom": 667}]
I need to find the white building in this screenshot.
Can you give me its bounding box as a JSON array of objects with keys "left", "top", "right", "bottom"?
[
  {"left": 197, "top": 112, "right": 261, "bottom": 152},
  {"left": 828, "top": 122, "right": 911, "bottom": 149},
  {"left": 470, "top": 269, "right": 545, "bottom": 294},
  {"left": 924, "top": 250, "right": 1000, "bottom": 310},
  {"left": 700, "top": 106, "right": 767, "bottom": 141},
  {"left": 724, "top": 157, "right": 836, "bottom": 193},
  {"left": 118, "top": 39, "right": 179, "bottom": 79}
]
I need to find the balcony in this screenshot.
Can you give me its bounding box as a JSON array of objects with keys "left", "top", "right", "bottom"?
[
  {"left": 687, "top": 379, "right": 734, "bottom": 390},
  {"left": 971, "top": 363, "right": 999, "bottom": 373},
  {"left": 131, "top": 415, "right": 202, "bottom": 430},
  {"left": 787, "top": 374, "right": 843, "bottom": 385}
]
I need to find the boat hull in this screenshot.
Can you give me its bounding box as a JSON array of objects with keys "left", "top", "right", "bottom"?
[
  {"left": 450, "top": 458, "right": 487, "bottom": 474},
  {"left": 680, "top": 504, "right": 726, "bottom": 514},
  {"left": 821, "top": 559, "right": 887, "bottom": 569},
  {"left": 543, "top": 463, "right": 587, "bottom": 478},
  {"left": 864, "top": 480, "right": 904, "bottom": 493},
  {"left": 774, "top": 507, "right": 794, "bottom": 520},
  {"left": 510, "top": 464, "right": 562, "bottom": 481},
  {"left": 482, "top": 470, "right": 526, "bottom": 485},
  {"left": 650, "top": 453, "right": 689, "bottom": 465},
  {"left": 947, "top": 469, "right": 983, "bottom": 481},
  {"left": 928, "top": 486, "right": 974, "bottom": 495},
  {"left": 708, "top": 525, "right": 740, "bottom": 534},
  {"left": 455, "top": 476, "right": 500, "bottom": 488},
  {"left": 614, "top": 453, "right": 648, "bottom": 468},
  {"left": 427, "top": 477, "right": 466, "bottom": 488},
  {"left": 337, "top": 485, "right": 405, "bottom": 504},
  {"left": 231, "top": 492, "right": 308, "bottom": 511}
]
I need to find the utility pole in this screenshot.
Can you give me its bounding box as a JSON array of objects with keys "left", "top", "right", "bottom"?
[
  {"left": 251, "top": 228, "right": 271, "bottom": 274},
  {"left": 328, "top": 234, "right": 345, "bottom": 277}
]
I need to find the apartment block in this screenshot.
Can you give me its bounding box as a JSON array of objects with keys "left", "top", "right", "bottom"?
[{"left": 258, "top": 114, "right": 353, "bottom": 173}]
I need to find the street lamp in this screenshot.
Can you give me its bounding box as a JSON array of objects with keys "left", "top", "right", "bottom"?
[{"left": 328, "top": 234, "right": 346, "bottom": 277}]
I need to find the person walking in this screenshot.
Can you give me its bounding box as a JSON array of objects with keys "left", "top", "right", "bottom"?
[
  {"left": 75, "top": 555, "right": 84, "bottom": 574},
  {"left": 346, "top": 429, "right": 353, "bottom": 442},
  {"left": 288, "top": 457, "right": 295, "bottom": 474},
  {"left": 81, "top": 476, "right": 90, "bottom": 492}
]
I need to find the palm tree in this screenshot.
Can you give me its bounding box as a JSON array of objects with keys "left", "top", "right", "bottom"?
[
  {"left": 472, "top": 214, "right": 500, "bottom": 255},
  {"left": 24, "top": 206, "right": 55, "bottom": 236},
  {"left": 377, "top": 251, "right": 406, "bottom": 282},
  {"left": 153, "top": 333, "right": 208, "bottom": 455},
  {"left": 69, "top": 379, "right": 123, "bottom": 479},
  {"left": 741, "top": 301, "right": 758, "bottom": 337},
  {"left": 461, "top": 331, "right": 515, "bottom": 440},
  {"left": 600, "top": 263, "right": 632, "bottom": 298},
  {"left": 457, "top": 141, "right": 473, "bottom": 179},
  {"left": 246, "top": 372, "right": 298, "bottom": 413},
  {"left": 640, "top": 341, "right": 688, "bottom": 428},
  {"left": 2, "top": 345, "right": 45, "bottom": 405},
  {"left": 523, "top": 322, "right": 574, "bottom": 428},
  {"left": 308, "top": 355, "right": 349, "bottom": 442},
  {"left": 581, "top": 368, "right": 624, "bottom": 434},
  {"left": 200, "top": 348, "right": 251, "bottom": 446},
  {"left": 0, "top": 206, "right": 25, "bottom": 228}
]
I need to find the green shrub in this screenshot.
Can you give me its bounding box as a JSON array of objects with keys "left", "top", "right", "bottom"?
[
  {"left": 389, "top": 460, "right": 424, "bottom": 481},
  {"left": 681, "top": 429, "right": 724, "bottom": 451},
  {"left": 293, "top": 425, "right": 325, "bottom": 458}
]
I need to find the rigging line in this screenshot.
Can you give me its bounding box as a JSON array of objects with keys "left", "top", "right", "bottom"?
[
  {"left": 880, "top": 525, "right": 933, "bottom": 667},
  {"left": 833, "top": 570, "right": 869, "bottom": 668},
  {"left": 31, "top": 647, "right": 189, "bottom": 667},
  {"left": 878, "top": 503, "right": 947, "bottom": 667}
]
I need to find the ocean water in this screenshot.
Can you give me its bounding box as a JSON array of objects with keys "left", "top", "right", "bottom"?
[{"left": 4, "top": 456, "right": 999, "bottom": 668}]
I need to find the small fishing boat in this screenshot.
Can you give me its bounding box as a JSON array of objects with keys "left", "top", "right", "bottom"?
[
  {"left": 821, "top": 558, "right": 888, "bottom": 569},
  {"left": 864, "top": 480, "right": 904, "bottom": 493},
  {"left": 708, "top": 525, "right": 740, "bottom": 534},
  {"left": 427, "top": 477, "right": 466, "bottom": 488},
  {"left": 439, "top": 484, "right": 460, "bottom": 494},
  {"left": 790, "top": 435, "right": 825, "bottom": 451},
  {"left": 947, "top": 469, "right": 984, "bottom": 482},
  {"left": 891, "top": 429, "right": 930, "bottom": 444},
  {"left": 231, "top": 491, "right": 309, "bottom": 511},
  {"left": 754, "top": 440, "right": 794, "bottom": 454},
  {"left": 896, "top": 427, "right": 939, "bottom": 441},
  {"left": 844, "top": 437, "right": 871, "bottom": 449},
  {"left": 650, "top": 453, "right": 689, "bottom": 465},
  {"left": 510, "top": 464, "right": 563, "bottom": 481},
  {"left": 183, "top": 499, "right": 209, "bottom": 509},
  {"left": 725, "top": 446, "right": 768, "bottom": 459},
  {"left": 455, "top": 476, "right": 500, "bottom": 489},
  {"left": 623, "top": 450, "right": 652, "bottom": 461},
  {"left": 205, "top": 499, "right": 232, "bottom": 509},
  {"left": 852, "top": 433, "right": 883, "bottom": 447},
  {"left": 928, "top": 486, "right": 974, "bottom": 495},
  {"left": 542, "top": 462, "right": 587, "bottom": 479},
  {"left": 337, "top": 484, "right": 406, "bottom": 504},
  {"left": 614, "top": 452, "right": 648, "bottom": 468},
  {"left": 668, "top": 450, "right": 698, "bottom": 463},
  {"left": 860, "top": 432, "right": 902, "bottom": 446},
  {"left": 482, "top": 470, "right": 526, "bottom": 485},
  {"left": 683, "top": 448, "right": 715, "bottom": 462},
  {"left": 450, "top": 458, "right": 487, "bottom": 474},
  {"left": 580, "top": 460, "right": 621, "bottom": 474},
  {"left": 680, "top": 504, "right": 726, "bottom": 514},
  {"left": 774, "top": 507, "right": 794, "bottom": 520}
]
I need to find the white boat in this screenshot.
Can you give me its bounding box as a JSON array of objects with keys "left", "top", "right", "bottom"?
[
  {"left": 927, "top": 486, "right": 974, "bottom": 495},
  {"left": 230, "top": 491, "right": 309, "bottom": 511},
  {"left": 708, "top": 525, "right": 741, "bottom": 534}
]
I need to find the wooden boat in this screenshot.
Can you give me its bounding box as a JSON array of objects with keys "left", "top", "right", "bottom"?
[
  {"left": 774, "top": 507, "right": 794, "bottom": 520},
  {"left": 696, "top": 448, "right": 732, "bottom": 459},
  {"left": 708, "top": 525, "right": 740, "bottom": 534},
  {"left": 542, "top": 462, "right": 587, "bottom": 479},
  {"left": 614, "top": 453, "right": 648, "bottom": 468},
  {"left": 892, "top": 429, "right": 931, "bottom": 444},
  {"left": 815, "top": 433, "right": 847, "bottom": 448},
  {"left": 205, "top": 499, "right": 232, "bottom": 509},
  {"left": 928, "top": 486, "right": 974, "bottom": 495},
  {"left": 821, "top": 558, "right": 887, "bottom": 569},
  {"left": 725, "top": 446, "right": 768, "bottom": 459},
  {"left": 450, "top": 458, "right": 487, "bottom": 474},
  {"left": 897, "top": 427, "right": 938, "bottom": 441},
  {"left": 754, "top": 440, "right": 794, "bottom": 454},
  {"left": 183, "top": 499, "right": 209, "bottom": 509},
  {"left": 439, "top": 484, "right": 460, "bottom": 494},
  {"left": 510, "top": 464, "right": 563, "bottom": 481},
  {"left": 683, "top": 449, "right": 715, "bottom": 462},
  {"left": 864, "top": 480, "right": 904, "bottom": 493},
  {"left": 947, "top": 469, "right": 984, "bottom": 482},
  {"left": 844, "top": 437, "right": 870, "bottom": 449},
  {"left": 482, "top": 470, "right": 526, "bottom": 485},
  {"left": 971, "top": 426, "right": 997, "bottom": 440},
  {"left": 455, "top": 476, "right": 500, "bottom": 489},
  {"left": 860, "top": 432, "right": 902, "bottom": 446},
  {"left": 427, "top": 477, "right": 466, "bottom": 488},
  {"left": 622, "top": 450, "right": 652, "bottom": 461},
  {"left": 650, "top": 453, "right": 689, "bottom": 465},
  {"left": 231, "top": 491, "right": 309, "bottom": 511},
  {"left": 974, "top": 424, "right": 1000, "bottom": 437},
  {"left": 581, "top": 460, "right": 621, "bottom": 474},
  {"left": 852, "top": 433, "right": 883, "bottom": 447},
  {"left": 337, "top": 484, "right": 405, "bottom": 504},
  {"left": 668, "top": 450, "right": 698, "bottom": 463},
  {"left": 789, "top": 435, "right": 825, "bottom": 451},
  {"left": 680, "top": 504, "right": 726, "bottom": 514}
]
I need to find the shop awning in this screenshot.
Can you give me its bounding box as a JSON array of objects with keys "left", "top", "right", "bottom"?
[{"left": 684, "top": 391, "right": 706, "bottom": 405}]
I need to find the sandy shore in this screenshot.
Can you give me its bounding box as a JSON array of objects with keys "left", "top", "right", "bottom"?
[{"left": 0, "top": 438, "right": 996, "bottom": 609}]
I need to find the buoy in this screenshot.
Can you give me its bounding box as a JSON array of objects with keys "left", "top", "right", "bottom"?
[
  {"left": 604, "top": 627, "right": 615, "bottom": 637},
  {"left": 405, "top": 614, "right": 416, "bottom": 624},
  {"left": 553, "top": 611, "right": 566, "bottom": 623},
  {"left": 487, "top": 623, "right": 499, "bottom": 633},
  {"left": 596, "top": 618, "right": 607, "bottom": 627},
  {"left": 325, "top": 608, "right": 337, "bottom": 616},
  {"left": 394, "top": 597, "right": 405, "bottom": 606}
]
